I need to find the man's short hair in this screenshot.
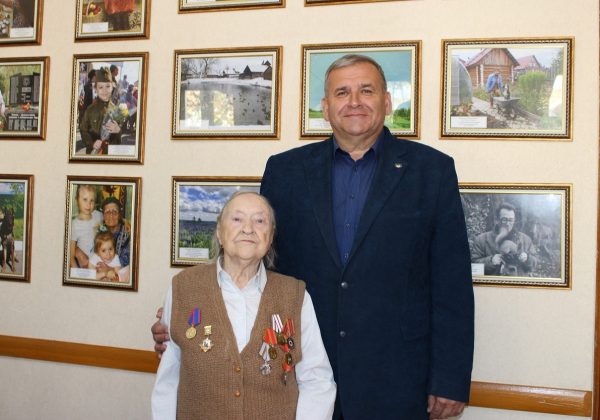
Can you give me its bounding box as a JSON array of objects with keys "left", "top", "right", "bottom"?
[
  {"left": 495, "top": 202, "right": 517, "bottom": 219},
  {"left": 324, "top": 54, "right": 387, "bottom": 94}
]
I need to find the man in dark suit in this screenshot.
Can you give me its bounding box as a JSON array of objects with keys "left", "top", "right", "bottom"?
[{"left": 153, "top": 55, "right": 474, "bottom": 419}]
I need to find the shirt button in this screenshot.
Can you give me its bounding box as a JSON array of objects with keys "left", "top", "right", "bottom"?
[
  {"left": 345, "top": 223, "right": 350, "bottom": 228},
  {"left": 234, "top": 390, "right": 241, "bottom": 397},
  {"left": 344, "top": 253, "right": 349, "bottom": 260},
  {"left": 340, "top": 281, "right": 348, "bottom": 289},
  {"left": 339, "top": 330, "right": 346, "bottom": 338},
  {"left": 350, "top": 194, "right": 355, "bottom": 199},
  {"left": 234, "top": 366, "right": 241, "bottom": 373}
]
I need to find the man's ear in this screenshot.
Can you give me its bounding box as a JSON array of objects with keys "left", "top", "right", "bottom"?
[{"left": 321, "top": 97, "right": 330, "bottom": 122}]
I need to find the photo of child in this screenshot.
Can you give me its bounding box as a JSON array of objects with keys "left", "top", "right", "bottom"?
[
  {"left": 88, "top": 231, "right": 121, "bottom": 281},
  {"left": 69, "top": 184, "right": 103, "bottom": 269},
  {"left": 64, "top": 177, "right": 140, "bottom": 290}
]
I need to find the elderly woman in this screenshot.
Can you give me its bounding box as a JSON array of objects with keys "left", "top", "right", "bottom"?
[{"left": 151, "top": 192, "right": 335, "bottom": 420}]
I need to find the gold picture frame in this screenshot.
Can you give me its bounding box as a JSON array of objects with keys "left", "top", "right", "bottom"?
[
  {"left": 172, "top": 46, "right": 282, "bottom": 140},
  {"left": 0, "top": 174, "right": 33, "bottom": 283},
  {"left": 300, "top": 41, "right": 421, "bottom": 140},
  {"left": 69, "top": 52, "right": 148, "bottom": 163},
  {"left": 75, "top": 0, "right": 150, "bottom": 41},
  {"left": 460, "top": 183, "right": 571, "bottom": 288},
  {"left": 0, "top": 0, "right": 43, "bottom": 46},
  {"left": 179, "top": 0, "right": 284, "bottom": 13},
  {"left": 0, "top": 56, "right": 49, "bottom": 140},
  {"left": 63, "top": 176, "right": 141, "bottom": 291},
  {"left": 171, "top": 176, "right": 261, "bottom": 266},
  {"left": 441, "top": 37, "right": 574, "bottom": 140}
]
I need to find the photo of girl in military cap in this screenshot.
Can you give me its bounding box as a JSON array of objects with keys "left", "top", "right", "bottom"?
[{"left": 69, "top": 53, "right": 147, "bottom": 163}]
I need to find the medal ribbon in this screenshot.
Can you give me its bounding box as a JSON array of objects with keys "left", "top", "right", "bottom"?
[
  {"left": 283, "top": 319, "right": 295, "bottom": 337},
  {"left": 188, "top": 308, "right": 201, "bottom": 327},
  {"left": 264, "top": 328, "right": 277, "bottom": 345},
  {"left": 272, "top": 314, "right": 283, "bottom": 333},
  {"left": 259, "top": 342, "right": 271, "bottom": 362}
]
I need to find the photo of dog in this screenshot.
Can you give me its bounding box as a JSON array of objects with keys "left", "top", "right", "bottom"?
[{"left": 0, "top": 207, "right": 18, "bottom": 272}]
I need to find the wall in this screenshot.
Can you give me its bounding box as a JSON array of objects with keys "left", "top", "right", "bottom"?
[{"left": 0, "top": 0, "right": 597, "bottom": 419}]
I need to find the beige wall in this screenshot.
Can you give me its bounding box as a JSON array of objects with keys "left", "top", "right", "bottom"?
[{"left": 0, "top": 0, "right": 597, "bottom": 418}]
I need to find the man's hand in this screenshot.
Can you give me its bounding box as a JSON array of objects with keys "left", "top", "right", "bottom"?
[
  {"left": 491, "top": 254, "right": 502, "bottom": 265},
  {"left": 518, "top": 252, "right": 528, "bottom": 262},
  {"left": 427, "top": 395, "right": 465, "bottom": 419},
  {"left": 151, "top": 307, "right": 170, "bottom": 358}
]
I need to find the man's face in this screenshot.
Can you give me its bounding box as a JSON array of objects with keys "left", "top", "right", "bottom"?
[
  {"left": 96, "top": 81, "right": 113, "bottom": 102},
  {"left": 103, "top": 203, "right": 120, "bottom": 230},
  {"left": 321, "top": 62, "right": 391, "bottom": 143},
  {"left": 498, "top": 208, "right": 516, "bottom": 233}
]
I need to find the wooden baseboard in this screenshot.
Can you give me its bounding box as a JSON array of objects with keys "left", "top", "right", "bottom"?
[{"left": 0, "top": 334, "right": 592, "bottom": 417}]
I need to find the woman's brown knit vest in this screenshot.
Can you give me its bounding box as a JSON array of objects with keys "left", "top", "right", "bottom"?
[{"left": 171, "top": 263, "right": 304, "bottom": 420}]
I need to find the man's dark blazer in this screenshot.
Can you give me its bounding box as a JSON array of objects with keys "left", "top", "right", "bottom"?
[{"left": 261, "top": 128, "right": 474, "bottom": 420}]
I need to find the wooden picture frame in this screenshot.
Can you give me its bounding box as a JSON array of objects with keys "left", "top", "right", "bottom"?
[
  {"left": 0, "top": 174, "right": 33, "bottom": 282},
  {"left": 0, "top": 0, "right": 43, "bottom": 46},
  {"left": 441, "top": 38, "right": 574, "bottom": 140},
  {"left": 460, "top": 183, "right": 571, "bottom": 288},
  {"left": 75, "top": 0, "right": 150, "bottom": 41},
  {"left": 301, "top": 41, "right": 420, "bottom": 139},
  {"left": 0, "top": 56, "right": 49, "bottom": 140},
  {"left": 171, "top": 176, "right": 261, "bottom": 266},
  {"left": 179, "top": 0, "right": 284, "bottom": 13},
  {"left": 69, "top": 53, "right": 147, "bottom": 163},
  {"left": 172, "top": 46, "right": 282, "bottom": 140},
  {"left": 63, "top": 176, "right": 141, "bottom": 291}
]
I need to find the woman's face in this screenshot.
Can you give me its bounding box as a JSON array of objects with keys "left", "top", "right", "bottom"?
[
  {"left": 103, "top": 203, "right": 121, "bottom": 231},
  {"left": 95, "top": 81, "right": 113, "bottom": 102},
  {"left": 217, "top": 194, "right": 273, "bottom": 267}
]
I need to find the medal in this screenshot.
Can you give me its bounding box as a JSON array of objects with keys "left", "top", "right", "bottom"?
[
  {"left": 260, "top": 362, "right": 272, "bottom": 375},
  {"left": 286, "top": 337, "right": 295, "bottom": 349},
  {"left": 276, "top": 333, "right": 286, "bottom": 346},
  {"left": 282, "top": 360, "right": 293, "bottom": 386},
  {"left": 268, "top": 346, "right": 278, "bottom": 360},
  {"left": 200, "top": 325, "right": 213, "bottom": 352},
  {"left": 259, "top": 342, "right": 272, "bottom": 375},
  {"left": 185, "top": 327, "right": 197, "bottom": 339},
  {"left": 285, "top": 352, "right": 293, "bottom": 366},
  {"left": 186, "top": 308, "right": 201, "bottom": 340}
]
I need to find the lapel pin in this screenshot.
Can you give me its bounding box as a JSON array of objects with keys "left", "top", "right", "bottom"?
[{"left": 394, "top": 162, "right": 403, "bottom": 169}]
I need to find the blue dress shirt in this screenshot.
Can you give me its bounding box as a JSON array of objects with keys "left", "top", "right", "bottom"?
[{"left": 332, "top": 132, "right": 382, "bottom": 264}]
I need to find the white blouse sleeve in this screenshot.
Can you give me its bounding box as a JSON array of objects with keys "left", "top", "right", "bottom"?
[{"left": 295, "top": 291, "right": 336, "bottom": 420}]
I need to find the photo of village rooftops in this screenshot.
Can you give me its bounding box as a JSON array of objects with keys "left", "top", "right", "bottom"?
[
  {"left": 443, "top": 39, "right": 572, "bottom": 139},
  {"left": 173, "top": 49, "right": 280, "bottom": 138}
]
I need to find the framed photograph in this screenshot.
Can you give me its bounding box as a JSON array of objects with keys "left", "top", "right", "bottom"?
[
  {"left": 0, "top": 57, "right": 49, "bottom": 140},
  {"left": 63, "top": 176, "right": 141, "bottom": 291},
  {"left": 75, "top": 0, "right": 150, "bottom": 41},
  {"left": 171, "top": 176, "right": 260, "bottom": 266},
  {"left": 306, "top": 0, "right": 402, "bottom": 5},
  {"left": 460, "top": 183, "right": 571, "bottom": 288},
  {"left": 172, "top": 47, "right": 282, "bottom": 140},
  {"left": 69, "top": 53, "right": 147, "bottom": 163},
  {"left": 0, "top": 0, "right": 43, "bottom": 45},
  {"left": 179, "top": 0, "right": 283, "bottom": 13},
  {"left": 0, "top": 174, "right": 33, "bottom": 282},
  {"left": 301, "top": 41, "right": 420, "bottom": 139},
  {"left": 441, "top": 38, "right": 573, "bottom": 140}
]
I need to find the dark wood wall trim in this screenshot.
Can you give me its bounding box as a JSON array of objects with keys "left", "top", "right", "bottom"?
[{"left": 0, "top": 334, "right": 592, "bottom": 416}]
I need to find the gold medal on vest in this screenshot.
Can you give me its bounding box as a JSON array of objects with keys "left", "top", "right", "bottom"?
[{"left": 200, "top": 325, "right": 213, "bottom": 352}]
